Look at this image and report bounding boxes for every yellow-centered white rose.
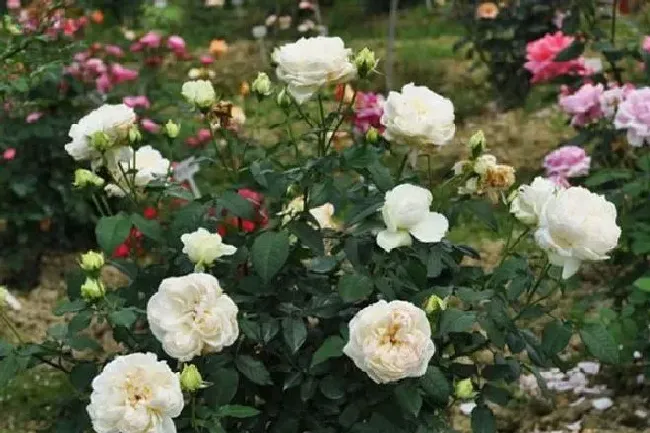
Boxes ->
[147,273,239,361]
[180,227,237,270]
[376,184,449,253]
[534,186,621,279]
[86,352,183,433]
[343,300,435,384]
[510,177,559,226]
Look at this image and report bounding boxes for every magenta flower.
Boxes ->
[353,91,385,134]
[95,73,112,93]
[559,83,603,127]
[111,64,139,83]
[167,35,186,53]
[84,58,107,75]
[140,31,162,49]
[614,86,650,147]
[543,146,591,185]
[3,148,16,161]
[123,95,151,109]
[105,44,125,58]
[197,128,212,143]
[524,32,587,83]
[200,55,215,65]
[25,111,43,123]
[140,118,161,134]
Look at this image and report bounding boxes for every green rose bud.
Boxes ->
[454,378,475,399]
[251,72,272,98]
[365,127,380,144]
[164,120,181,138]
[80,277,105,301]
[468,130,486,157]
[128,125,142,143]
[79,251,105,274]
[354,47,377,79]
[73,169,105,188]
[182,80,216,109]
[90,131,112,151]
[424,295,448,314]
[180,364,204,392]
[276,88,292,109]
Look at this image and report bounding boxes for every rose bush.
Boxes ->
[0,34,624,433]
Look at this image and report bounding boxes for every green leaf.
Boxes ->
[394,382,422,417]
[338,274,373,303]
[438,309,476,335]
[471,405,496,433]
[96,214,132,254]
[584,169,633,187]
[0,352,27,389]
[216,405,260,418]
[69,363,97,391]
[109,308,138,328]
[288,222,324,255]
[131,213,163,242]
[218,191,256,219]
[282,318,308,354]
[554,40,585,61]
[542,320,572,355]
[464,200,498,231]
[311,335,345,367]
[319,374,346,399]
[367,161,394,191]
[579,323,620,364]
[68,335,101,351]
[209,368,239,405]
[53,299,86,316]
[633,277,650,292]
[236,355,273,385]
[419,366,451,405]
[482,383,510,406]
[251,231,290,282]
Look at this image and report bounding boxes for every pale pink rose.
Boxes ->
[548,174,571,188]
[140,31,162,48]
[543,146,591,179]
[111,63,138,83]
[353,92,385,134]
[3,148,16,161]
[95,73,112,93]
[524,32,587,83]
[200,55,214,65]
[643,36,650,53]
[559,83,603,126]
[140,118,161,133]
[74,51,91,62]
[614,87,650,147]
[197,128,212,143]
[104,44,125,58]
[123,95,151,109]
[600,83,635,118]
[7,0,21,9]
[84,58,107,74]
[25,111,43,123]
[167,35,186,53]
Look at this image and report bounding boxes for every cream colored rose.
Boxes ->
[381,83,455,148]
[147,273,239,361]
[181,228,237,270]
[105,145,170,196]
[376,183,449,253]
[272,36,356,104]
[510,177,559,225]
[535,186,621,279]
[343,300,435,384]
[86,352,183,433]
[309,202,338,230]
[181,80,216,108]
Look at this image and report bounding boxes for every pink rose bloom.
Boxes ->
[7,0,21,9]
[548,174,571,188]
[200,55,214,65]
[130,41,144,52]
[559,83,603,127]
[643,36,650,53]
[140,118,161,133]
[139,31,162,49]
[74,51,91,62]
[105,44,125,58]
[197,128,212,143]
[3,148,16,161]
[84,58,107,74]
[614,86,650,147]
[95,73,112,93]
[25,111,43,123]
[524,32,586,83]
[353,92,385,133]
[123,95,151,109]
[600,83,635,118]
[167,35,186,53]
[111,63,138,83]
[543,146,591,179]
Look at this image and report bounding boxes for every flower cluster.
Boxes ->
[66,45,138,94]
[455,152,516,202]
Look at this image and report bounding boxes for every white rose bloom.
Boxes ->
[65,104,136,163]
[534,186,621,279]
[86,352,183,433]
[473,154,497,175]
[376,184,449,253]
[0,286,21,311]
[272,36,356,104]
[181,80,216,108]
[181,228,237,269]
[147,273,239,361]
[381,83,455,147]
[510,177,559,225]
[309,202,338,229]
[343,300,435,384]
[106,145,170,193]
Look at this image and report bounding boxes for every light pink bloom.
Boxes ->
[600,83,635,118]
[614,86,650,147]
[524,32,587,83]
[111,63,138,83]
[200,55,214,65]
[548,174,571,188]
[559,83,603,126]
[105,44,125,58]
[130,41,144,52]
[543,146,591,179]
[95,73,112,93]
[74,51,91,62]
[140,118,161,133]
[123,95,151,109]
[197,128,212,143]
[25,111,43,123]
[3,148,16,161]
[353,92,385,134]
[84,58,107,74]
[7,0,21,9]
[140,31,162,48]
[299,1,314,9]
[167,35,186,53]
[643,36,650,53]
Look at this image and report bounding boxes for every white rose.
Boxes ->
[473,154,497,175]
[181,227,237,270]
[376,183,449,253]
[510,177,559,225]
[272,36,356,104]
[534,186,621,279]
[65,104,136,164]
[343,300,435,384]
[147,273,239,361]
[309,202,338,230]
[86,352,183,433]
[106,145,170,194]
[381,83,455,147]
[181,80,216,108]
[0,286,21,311]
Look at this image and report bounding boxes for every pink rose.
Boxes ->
[543,145,591,179]
[524,32,587,83]
[140,118,161,133]
[614,86,650,147]
[123,95,151,109]
[548,174,571,188]
[104,44,125,58]
[130,41,144,52]
[600,83,635,118]
[139,31,162,49]
[200,55,215,65]
[95,73,112,93]
[25,111,43,123]
[84,58,107,74]
[559,83,603,127]
[167,35,186,53]
[111,63,139,83]
[3,148,16,161]
[197,128,212,143]
[353,91,385,134]
[74,51,91,62]
[7,0,21,9]
[643,36,650,53]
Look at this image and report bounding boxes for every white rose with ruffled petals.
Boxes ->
[273,36,356,104]
[147,273,239,361]
[181,228,237,270]
[376,184,449,253]
[534,186,620,279]
[105,145,170,196]
[181,80,216,108]
[86,352,183,433]
[510,177,559,225]
[381,83,455,148]
[343,300,435,384]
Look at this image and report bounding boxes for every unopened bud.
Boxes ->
[365,127,379,144]
[276,88,292,109]
[354,47,377,79]
[90,131,111,151]
[251,72,272,98]
[79,251,105,274]
[454,378,475,399]
[73,169,105,188]
[468,130,486,157]
[81,277,105,301]
[180,364,203,392]
[424,295,448,314]
[165,120,181,138]
[128,125,142,143]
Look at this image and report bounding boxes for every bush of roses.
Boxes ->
[0,34,623,433]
